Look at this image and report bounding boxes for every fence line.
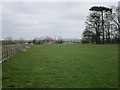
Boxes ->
[1,43,32,63]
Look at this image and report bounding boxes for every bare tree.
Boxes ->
[5,36,13,41]
[89,6,112,44]
[84,12,101,44]
[111,4,120,43]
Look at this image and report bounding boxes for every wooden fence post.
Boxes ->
[2,43,32,62]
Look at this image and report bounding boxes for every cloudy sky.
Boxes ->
[1,1,118,40]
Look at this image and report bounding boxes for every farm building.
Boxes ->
[0,40,9,44]
[42,39,56,44]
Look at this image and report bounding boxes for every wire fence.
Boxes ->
[1,43,32,63]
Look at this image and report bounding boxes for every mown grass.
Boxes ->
[2,44,118,88]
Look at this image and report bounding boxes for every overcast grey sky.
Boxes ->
[1,2,118,40]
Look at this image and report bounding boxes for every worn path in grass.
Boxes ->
[2,44,118,88]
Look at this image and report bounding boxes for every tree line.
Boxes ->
[82,4,120,44]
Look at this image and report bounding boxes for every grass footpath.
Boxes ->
[2,44,118,88]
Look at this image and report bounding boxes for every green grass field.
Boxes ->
[2,44,118,88]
